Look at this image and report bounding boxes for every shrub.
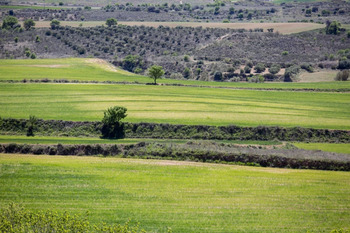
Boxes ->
[1,16,18,29]
[14,37,18,43]
[24,19,35,30]
[26,115,38,136]
[326,21,341,35]
[50,19,60,30]
[30,53,36,59]
[268,64,281,74]
[335,70,349,81]
[301,63,314,72]
[244,66,251,73]
[106,18,118,27]
[254,63,265,73]
[214,71,222,81]
[282,51,289,56]
[338,59,350,69]
[101,106,127,139]
[284,65,300,82]
[184,55,190,62]
[35,35,40,43]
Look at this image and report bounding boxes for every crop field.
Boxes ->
[1,58,350,90]
[30,21,325,35]
[1,82,350,129]
[0,154,349,232]
[295,143,350,154]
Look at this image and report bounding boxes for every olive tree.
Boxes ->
[106,18,117,27]
[24,19,35,30]
[101,106,127,139]
[147,65,164,84]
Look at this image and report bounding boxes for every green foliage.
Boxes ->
[183,67,190,79]
[101,106,127,139]
[106,18,118,27]
[30,53,36,59]
[268,64,281,74]
[122,55,143,72]
[254,63,265,73]
[23,19,35,30]
[338,60,350,69]
[284,65,300,81]
[0,203,145,233]
[326,21,341,35]
[301,63,314,72]
[183,55,189,62]
[147,65,164,84]
[282,51,289,56]
[14,37,18,43]
[50,19,60,29]
[335,70,349,81]
[35,35,40,43]
[26,115,37,137]
[1,16,18,29]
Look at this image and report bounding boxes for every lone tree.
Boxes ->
[148,65,164,84]
[326,21,341,35]
[50,19,60,29]
[101,106,127,139]
[24,19,35,30]
[1,16,18,29]
[106,18,117,27]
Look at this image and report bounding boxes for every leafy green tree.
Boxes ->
[106,18,117,27]
[26,115,38,136]
[147,65,164,84]
[254,63,265,73]
[326,21,341,35]
[101,106,127,139]
[122,55,143,72]
[50,19,60,29]
[268,64,281,74]
[24,19,35,30]
[1,16,18,29]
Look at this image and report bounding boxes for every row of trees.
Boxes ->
[1,16,35,30]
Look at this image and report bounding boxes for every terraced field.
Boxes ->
[1,82,349,129]
[1,58,349,90]
[0,154,349,232]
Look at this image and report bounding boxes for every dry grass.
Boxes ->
[297,70,338,82]
[30,21,325,34]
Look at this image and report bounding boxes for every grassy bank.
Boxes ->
[0,154,349,232]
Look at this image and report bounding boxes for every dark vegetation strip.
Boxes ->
[1,79,349,92]
[1,142,349,171]
[1,118,350,143]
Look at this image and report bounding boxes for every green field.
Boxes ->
[0,135,280,146]
[1,82,349,129]
[1,58,350,90]
[0,154,349,232]
[295,143,350,154]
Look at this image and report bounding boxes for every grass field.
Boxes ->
[1,58,350,90]
[30,21,325,34]
[0,135,281,146]
[0,154,349,232]
[1,82,350,129]
[295,143,350,154]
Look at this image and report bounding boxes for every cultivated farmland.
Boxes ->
[0,154,349,232]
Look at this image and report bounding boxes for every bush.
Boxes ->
[268,64,281,74]
[326,21,341,35]
[30,53,36,59]
[254,63,265,73]
[50,19,60,30]
[338,59,350,69]
[1,16,18,29]
[101,106,127,139]
[106,18,118,27]
[282,51,289,56]
[301,63,314,72]
[26,115,38,136]
[335,70,349,81]
[23,19,35,30]
[284,65,300,82]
